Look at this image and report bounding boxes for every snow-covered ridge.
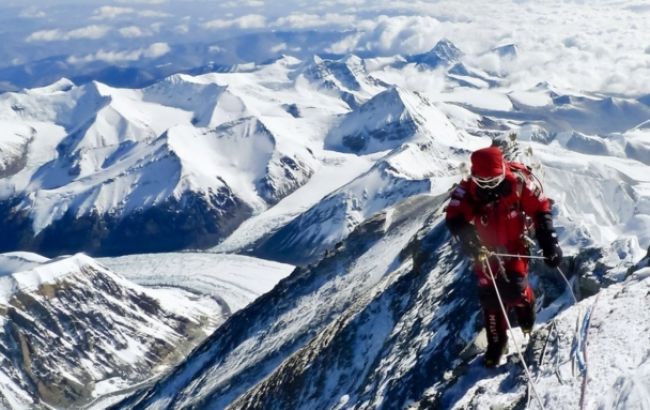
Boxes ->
[439,266,650,409]
[0,253,98,303]
[119,193,650,410]
[0,57,344,254]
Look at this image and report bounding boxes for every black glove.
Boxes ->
[542,242,563,268]
[447,216,481,259]
[535,212,563,268]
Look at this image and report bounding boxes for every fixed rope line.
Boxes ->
[490,252,547,260]
[483,258,547,410]
[489,252,579,305]
[490,251,590,408]
[579,294,599,410]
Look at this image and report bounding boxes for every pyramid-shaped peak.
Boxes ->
[325,87,430,154]
[363,86,416,108]
[275,54,302,66]
[430,39,463,60]
[342,54,363,65]
[408,39,462,68]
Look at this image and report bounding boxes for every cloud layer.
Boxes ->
[26,25,111,42]
[66,42,171,64]
[6,0,650,96]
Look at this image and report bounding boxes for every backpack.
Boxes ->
[508,162,544,201]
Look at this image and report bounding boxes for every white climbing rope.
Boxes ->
[579,293,599,410]
[490,253,583,372]
[488,251,592,410]
[483,258,547,410]
[488,253,578,304]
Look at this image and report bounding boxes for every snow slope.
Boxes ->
[213,150,378,254]
[438,266,650,410]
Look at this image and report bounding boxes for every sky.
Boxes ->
[1,0,650,96]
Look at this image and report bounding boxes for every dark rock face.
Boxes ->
[0,131,33,179]
[0,263,212,409]
[0,188,252,257]
[304,59,362,92]
[342,119,418,153]
[257,155,314,206]
[232,220,479,410]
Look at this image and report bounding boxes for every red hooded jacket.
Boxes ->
[446,163,552,286]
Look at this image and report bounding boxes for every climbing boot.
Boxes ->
[517,306,535,335]
[483,342,508,368]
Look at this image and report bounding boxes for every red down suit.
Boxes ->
[445,158,560,359]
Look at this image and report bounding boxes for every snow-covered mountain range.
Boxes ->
[1,37,649,409]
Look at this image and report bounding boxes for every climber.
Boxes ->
[445,145,562,367]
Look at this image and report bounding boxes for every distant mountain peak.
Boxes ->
[492,43,518,57]
[407,38,463,68]
[25,77,75,95]
[325,86,460,154]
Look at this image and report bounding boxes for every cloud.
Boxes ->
[219,2,239,8]
[138,10,172,18]
[144,42,171,58]
[202,14,267,30]
[625,3,650,12]
[66,25,112,40]
[174,24,190,34]
[26,25,111,42]
[149,22,164,32]
[271,13,356,29]
[12,0,650,97]
[114,0,167,4]
[19,7,46,18]
[339,15,444,55]
[92,6,134,19]
[66,42,171,64]
[118,26,151,38]
[26,30,62,42]
[325,32,364,54]
[91,6,171,20]
[271,43,287,53]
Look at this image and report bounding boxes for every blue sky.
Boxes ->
[2,1,650,95]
